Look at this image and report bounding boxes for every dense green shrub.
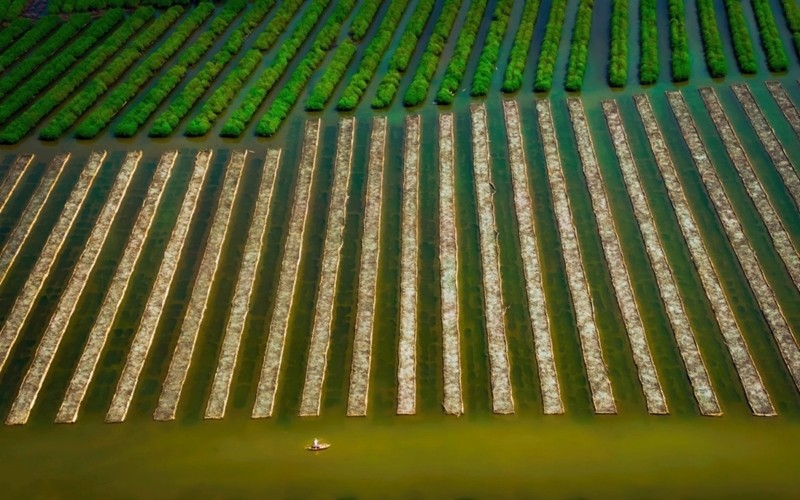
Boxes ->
[402,0,460,107]
[435,0,488,104]
[185,0,328,137]
[696,0,727,78]
[0,0,28,22]
[305,0,396,112]
[564,0,594,91]
[667,0,690,82]
[348,0,383,41]
[49,0,193,13]
[639,0,658,84]
[0,16,60,70]
[722,0,757,73]
[471,0,513,96]
[71,4,211,139]
[149,0,294,138]
[38,5,187,139]
[778,0,800,57]
[255,0,358,137]
[305,41,357,111]
[0,18,33,54]
[501,0,541,93]
[533,0,567,92]
[0,14,94,100]
[114,0,249,137]
[0,8,153,144]
[0,12,119,125]
[608,0,628,87]
[371,0,434,108]
[335,0,410,111]
[752,0,788,71]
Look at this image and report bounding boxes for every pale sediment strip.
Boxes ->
[0,155,68,287]
[56,151,178,424]
[603,100,720,416]
[501,100,562,415]
[731,84,800,208]
[439,114,463,415]
[701,88,800,292]
[205,149,281,420]
[637,92,766,416]
[106,150,212,423]
[346,117,386,417]
[0,151,104,376]
[0,154,33,214]
[7,152,141,425]
[567,98,667,415]
[471,103,514,414]
[298,118,354,417]
[536,100,616,414]
[154,151,246,421]
[252,120,321,419]
[669,90,797,406]
[397,115,420,416]
[765,81,800,137]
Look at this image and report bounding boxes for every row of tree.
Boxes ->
[0,19,32,54]
[723,0,758,74]
[667,0,690,82]
[0,14,92,99]
[0,9,153,144]
[0,9,114,123]
[370,0,434,109]
[639,0,658,84]
[40,7,182,139]
[304,0,393,112]
[564,0,594,91]
[402,0,460,107]
[435,0,488,104]
[779,0,800,57]
[149,0,287,137]
[255,0,358,136]
[501,0,541,93]
[0,16,59,70]
[533,0,567,92]
[48,0,193,14]
[752,0,789,71]
[306,42,357,112]
[114,0,248,137]
[335,0,411,111]
[0,1,28,22]
[85,6,207,139]
[471,0,513,96]
[696,0,727,78]
[348,0,382,42]
[608,0,627,87]
[185,0,324,137]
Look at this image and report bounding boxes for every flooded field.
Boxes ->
[1,0,800,497]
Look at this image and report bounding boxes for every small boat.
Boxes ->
[307,438,330,451]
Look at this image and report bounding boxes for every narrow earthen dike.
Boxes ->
[299,117,354,417]
[471,103,514,414]
[107,150,212,423]
[205,149,281,420]
[253,121,320,419]
[537,100,616,414]
[603,100,719,416]
[57,151,177,424]
[567,98,667,415]
[347,117,386,417]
